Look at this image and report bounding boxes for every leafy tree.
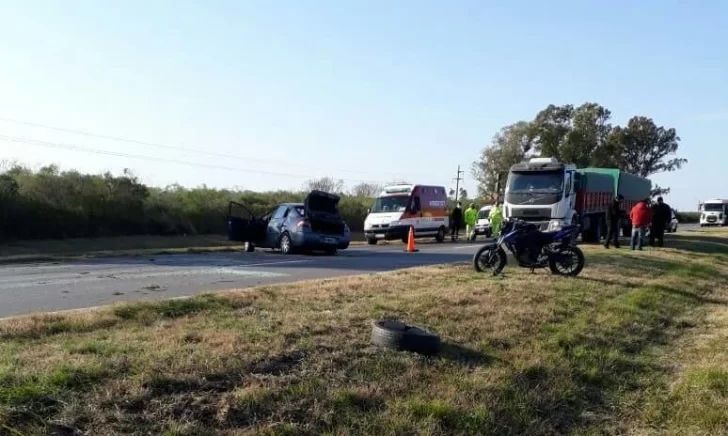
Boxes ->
[0,175,18,200]
[472,121,534,197]
[607,116,685,196]
[448,187,468,202]
[474,103,685,197]
[532,103,614,167]
[350,182,382,198]
[303,177,345,193]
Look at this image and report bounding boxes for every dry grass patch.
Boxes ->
[1,231,728,435]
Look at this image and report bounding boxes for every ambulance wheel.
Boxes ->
[435,227,446,243]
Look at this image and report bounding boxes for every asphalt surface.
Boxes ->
[0,241,485,318]
[0,223,702,318]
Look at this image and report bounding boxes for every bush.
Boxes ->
[675,211,699,224]
[0,165,373,242]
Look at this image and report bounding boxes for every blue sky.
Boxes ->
[0,0,725,210]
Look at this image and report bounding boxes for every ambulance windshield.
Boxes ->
[370,195,409,213]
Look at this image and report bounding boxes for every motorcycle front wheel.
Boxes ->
[548,245,585,277]
[473,245,507,275]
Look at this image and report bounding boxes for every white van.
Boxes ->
[472,205,493,240]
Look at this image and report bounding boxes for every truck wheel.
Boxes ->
[367,238,378,245]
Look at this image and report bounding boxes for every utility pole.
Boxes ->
[453,165,465,203]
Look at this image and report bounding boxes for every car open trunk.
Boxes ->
[304,190,346,235]
[226,201,267,243]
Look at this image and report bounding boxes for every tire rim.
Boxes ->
[281,235,290,253]
[477,250,498,271]
[554,249,579,274]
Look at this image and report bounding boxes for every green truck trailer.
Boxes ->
[575,168,652,241]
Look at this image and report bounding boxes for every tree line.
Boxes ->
[0,165,389,241]
[472,102,686,198]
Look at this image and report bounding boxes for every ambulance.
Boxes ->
[363,184,449,245]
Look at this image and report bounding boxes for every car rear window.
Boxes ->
[308,196,338,214]
[293,206,306,217]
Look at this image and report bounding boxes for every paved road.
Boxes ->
[0,242,485,318]
[0,224,703,318]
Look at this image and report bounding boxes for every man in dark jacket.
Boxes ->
[604,194,624,249]
[450,202,463,241]
[650,197,671,247]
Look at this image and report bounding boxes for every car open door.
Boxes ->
[227,201,266,243]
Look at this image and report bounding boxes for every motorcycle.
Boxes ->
[472,219,585,277]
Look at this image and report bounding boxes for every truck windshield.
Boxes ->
[704,203,725,212]
[508,171,564,193]
[370,195,409,213]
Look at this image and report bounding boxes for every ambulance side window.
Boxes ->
[412,196,421,212]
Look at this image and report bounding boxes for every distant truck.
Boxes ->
[698,199,728,226]
[363,184,449,244]
[503,157,651,242]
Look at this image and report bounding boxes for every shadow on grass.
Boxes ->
[438,342,498,367]
[666,233,728,257]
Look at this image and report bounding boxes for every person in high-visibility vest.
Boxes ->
[464,203,478,241]
[489,202,503,237]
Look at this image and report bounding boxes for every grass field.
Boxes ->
[1,230,727,435]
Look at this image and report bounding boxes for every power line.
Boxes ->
[0,116,432,179]
[0,135,392,185]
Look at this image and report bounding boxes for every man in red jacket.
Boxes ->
[629,198,652,250]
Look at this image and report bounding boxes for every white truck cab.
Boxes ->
[503,157,578,232]
[699,199,728,227]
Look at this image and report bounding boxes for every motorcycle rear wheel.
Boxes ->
[473,245,507,275]
[548,246,585,277]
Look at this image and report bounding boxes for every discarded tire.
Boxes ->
[371,320,441,355]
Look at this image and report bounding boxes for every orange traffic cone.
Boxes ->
[405,226,418,253]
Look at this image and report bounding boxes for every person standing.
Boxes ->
[464,203,478,241]
[604,194,624,249]
[629,198,652,251]
[649,197,671,247]
[450,202,463,241]
[489,202,503,238]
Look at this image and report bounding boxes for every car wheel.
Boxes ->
[325,248,337,256]
[244,242,255,253]
[371,320,441,355]
[367,238,378,245]
[279,233,294,255]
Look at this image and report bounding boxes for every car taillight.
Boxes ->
[296,219,312,231]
